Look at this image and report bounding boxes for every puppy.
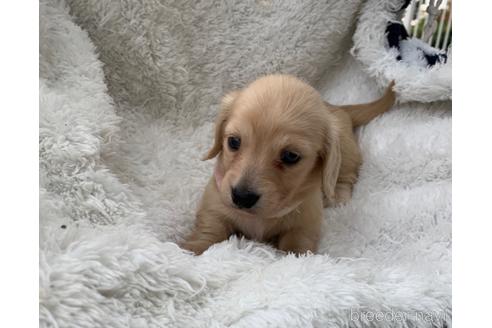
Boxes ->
[182,75,395,255]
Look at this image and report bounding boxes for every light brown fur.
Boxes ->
[181,75,395,255]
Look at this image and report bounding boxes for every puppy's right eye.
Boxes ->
[227,136,241,151]
[280,150,301,165]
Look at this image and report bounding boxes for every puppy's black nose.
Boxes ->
[231,187,261,209]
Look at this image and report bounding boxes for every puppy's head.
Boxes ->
[204,75,341,218]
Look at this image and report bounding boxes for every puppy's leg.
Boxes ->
[279,192,323,254]
[181,212,232,255]
[278,229,319,255]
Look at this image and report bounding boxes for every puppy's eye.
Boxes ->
[227,136,241,151]
[280,150,301,165]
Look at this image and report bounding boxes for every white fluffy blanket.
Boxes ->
[39,0,451,327]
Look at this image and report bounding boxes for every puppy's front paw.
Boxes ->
[180,239,212,255]
[279,246,313,257]
[278,231,318,256]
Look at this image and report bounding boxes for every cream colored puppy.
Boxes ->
[182,75,395,255]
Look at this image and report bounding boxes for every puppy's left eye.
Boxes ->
[227,136,241,151]
[280,150,301,165]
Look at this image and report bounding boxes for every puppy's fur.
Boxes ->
[182,75,395,255]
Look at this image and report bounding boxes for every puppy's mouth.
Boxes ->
[228,200,295,219]
[229,203,258,216]
[237,199,301,219]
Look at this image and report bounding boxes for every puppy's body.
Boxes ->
[182,75,395,255]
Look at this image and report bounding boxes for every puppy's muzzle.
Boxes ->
[231,186,261,209]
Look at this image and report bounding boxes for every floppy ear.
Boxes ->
[202,91,240,160]
[321,118,342,204]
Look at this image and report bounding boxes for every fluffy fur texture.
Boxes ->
[40,0,451,327]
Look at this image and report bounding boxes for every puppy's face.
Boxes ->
[205,75,341,218]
